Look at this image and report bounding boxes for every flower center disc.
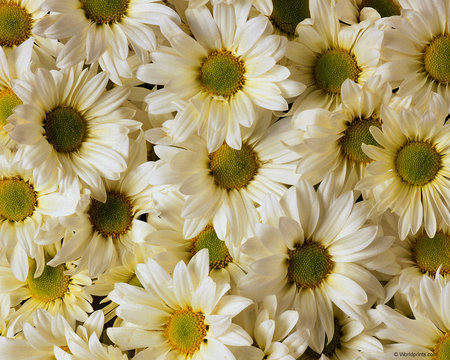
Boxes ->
[44,106,87,153]
[412,231,450,275]
[0,177,37,222]
[80,0,130,24]
[0,2,33,47]
[287,241,334,289]
[424,35,450,84]
[304,318,342,358]
[165,308,207,355]
[191,225,232,270]
[314,49,360,95]
[360,0,400,17]
[339,116,381,164]
[269,0,310,39]
[434,332,450,360]
[27,262,70,302]
[209,143,258,190]
[0,87,22,129]
[88,191,133,238]
[395,141,441,186]
[200,50,245,98]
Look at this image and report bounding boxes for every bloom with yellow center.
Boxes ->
[107,250,252,359]
[286,0,382,114]
[239,176,395,353]
[356,93,450,240]
[138,3,304,151]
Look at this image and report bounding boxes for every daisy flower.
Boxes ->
[239,176,395,353]
[48,135,158,277]
[0,246,93,333]
[5,63,141,201]
[335,0,401,24]
[293,76,410,187]
[148,112,301,244]
[356,92,450,240]
[107,249,253,359]
[0,148,77,282]
[373,275,450,360]
[377,0,450,107]
[36,0,179,84]
[137,3,304,151]
[286,0,383,114]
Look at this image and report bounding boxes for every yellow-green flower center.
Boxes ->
[339,116,381,164]
[424,35,450,85]
[27,262,70,302]
[360,0,400,17]
[44,106,87,153]
[434,332,450,360]
[80,0,129,24]
[0,177,37,222]
[0,87,22,129]
[191,225,232,270]
[303,318,342,359]
[412,231,450,275]
[209,143,259,190]
[287,241,334,289]
[269,0,310,39]
[88,191,133,239]
[165,308,207,356]
[0,2,33,47]
[314,49,361,95]
[199,49,245,98]
[395,141,441,186]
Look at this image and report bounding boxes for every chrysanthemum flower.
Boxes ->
[138,3,304,151]
[239,176,395,353]
[5,63,141,201]
[335,0,401,24]
[286,0,383,114]
[107,250,253,359]
[356,93,450,240]
[36,0,179,84]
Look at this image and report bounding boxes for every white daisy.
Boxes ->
[286,0,383,114]
[239,175,395,353]
[335,0,401,25]
[35,0,179,84]
[356,92,450,240]
[107,250,253,359]
[5,63,141,201]
[0,148,77,282]
[377,0,450,108]
[148,112,301,244]
[48,135,158,277]
[137,3,304,151]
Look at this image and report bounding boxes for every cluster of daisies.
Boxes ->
[0,0,448,359]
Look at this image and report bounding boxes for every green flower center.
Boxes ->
[80,0,129,24]
[314,49,361,95]
[395,141,441,186]
[339,116,381,164]
[199,49,245,98]
[0,2,33,47]
[209,143,259,190]
[412,231,450,275]
[0,177,37,222]
[424,35,450,84]
[303,318,342,359]
[27,262,70,302]
[269,0,310,39]
[88,191,133,239]
[44,106,87,153]
[359,0,400,18]
[434,332,450,360]
[127,274,143,287]
[287,241,334,289]
[0,87,22,129]
[191,225,232,270]
[165,308,207,356]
